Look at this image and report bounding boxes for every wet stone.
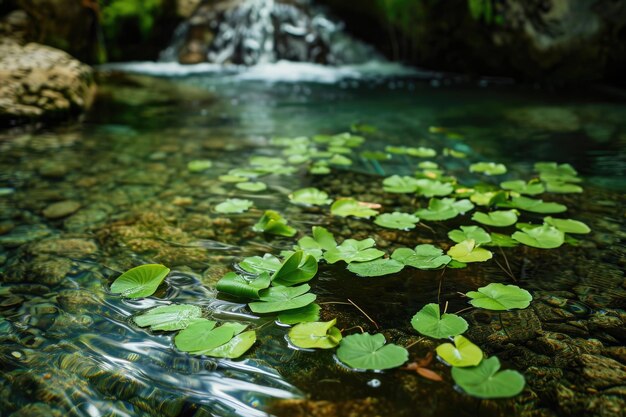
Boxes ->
[28,238,98,258]
[0,224,51,247]
[42,200,81,219]
[579,354,626,388]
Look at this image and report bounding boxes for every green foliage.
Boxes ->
[374,212,420,230]
[436,335,483,367]
[216,272,271,299]
[102,0,162,39]
[253,210,297,237]
[331,199,379,218]
[391,244,451,269]
[239,254,282,275]
[499,196,567,214]
[289,187,332,206]
[466,283,532,310]
[500,180,545,196]
[337,333,408,370]
[324,238,384,264]
[236,182,267,192]
[215,198,253,214]
[512,224,565,249]
[278,303,321,325]
[448,225,491,245]
[472,210,518,227]
[452,357,526,398]
[271,251,318,286]
[187,160,213,172]
[248,285,316,314]
[110,264,170,298]
[469,162,507,175]
[347,258,405,277]
[133,304,202,331]
[383,175,420,193]
[174,320,255,358]
[544,217,590,234]
[411,303,468,339]
[288,319,342,349]
[447,240,493,263]
[415,198,474,221]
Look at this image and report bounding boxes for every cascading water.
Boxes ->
[159,0,381,66]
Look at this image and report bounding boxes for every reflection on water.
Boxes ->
[0,67,625,417]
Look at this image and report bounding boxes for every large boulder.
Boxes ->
[0,39,95,125]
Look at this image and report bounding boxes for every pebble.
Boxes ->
[42,200,81,219]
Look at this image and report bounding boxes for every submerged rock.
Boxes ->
[42,201,82,219]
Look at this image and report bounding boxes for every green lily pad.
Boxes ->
[452,356,525,399]
[415,198,475,221]
[253,210,297,237]
[236,182,267,192]
[249,156,286,168]
[288,318,342,349]
[133,304,202,331]
[535,162,580,183]
[310,163,331,175]
[248,284,316,314]
[218,174,248,183]
[278,303,321,325]
[447,240,493,263]
[174,320,235,353]
[499,180,545,196]
[512,224,565,249]
[448,225,492,245]
[391,244,451,269]
[289,187,332,206]
[483,233,519,247]
[411,303,468,339]
[324,238,384,264]
[382,175,420,193]
[215,198,253,214]
[110,264,170,298]
[271,251,318,286]
[360,151,391,161]
[337,333,409,370]
[436,335,483,367]
[331,199,379,218]
[374,212,420,230]
[544,217,590,234]
[418,161,439,169]
[347,258,405,277]
[406,146,437,158]
[200,330,256,358]
[239,254,282,275]
[544,181,583,193]
[216,272,271,299]
[415,179,454,197]
[499,196,567,214]
[329,154,352,166]
[472,210,518,227]
[466,283,532,310]
[470,162,507,176]
[294,226,337,260]
[187,160,213,172]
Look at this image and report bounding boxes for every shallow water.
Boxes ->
[0,63,625,417]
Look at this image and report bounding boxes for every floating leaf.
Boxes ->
[448,226,491,245]
[294,226,337,260]
[310,163,331,175]
[215,198,253,214]
[512,224,564,249]
[216,272,271,299]
[447,240,492,263]
[415,198,474,221]
[329,154,352,166]
[187,160,213,172]
[288,319,342,349]
[466,283,532,310]
[337,333,409,370]
[436,335,483,367]
[360,151,391,161]
[253,210,297,237]
[415,179,454,197]
[278,303,321,325]
[472,210,518,227]
[470,162,507,175]
[483,233,519,247]
[249,156,286,168]
[289,187,332,206]
[218,174,247,183]
[324,238,384,264]
[236,182,267,192]
[347,258,404,277]
[499,196,567,214]
[239,254,282,275]
[271,251,318,286]
[535,162,580,183]
[418,161,439,169]
[499,180,545,196]
[406,147,437,158]
[174,320,234,353]
[133,304,202,331]
[374,212,420,230]
[544,181,583,193]
[452,356,525,399]
[331,198,379,218]
[248,285,316,314]
[382,175,420,193]
[391,244,451,269]
[411,303,468,339]
[200,330,256,358]
[544,217,590,234]
[110,264,170,298]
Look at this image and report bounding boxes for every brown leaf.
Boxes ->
[416,367,443,382]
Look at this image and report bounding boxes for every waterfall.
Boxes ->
[159,0,381,66]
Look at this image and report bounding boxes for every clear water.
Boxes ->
[0,64,624,417]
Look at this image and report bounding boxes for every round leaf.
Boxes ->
[200,330,256,358]
[470,162,507,175]
[374,212,420,230]
[512,224,564,249]
[215,198,253,214]
[248,285,316,314]
[447,240,492,263]
[289,187,332,206]
[288,319,342,349]
[271,251,318,286]
[236,181,267,192]
[391,244,451,269]
[133,304,202,331]
[174,320,234,353]
[347,258,404,277]
[452,356,525,399]
[331,199,379,218]
[436,335,483,367]
[472,210,518,227]
[544,217,590,234]
[324,238,384,264]
[466,283,532,310]
[448,226,491,245]
[411,303,468,339]
[110,264,170,298]
[278,303,321,325]
[337,333,408,370]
